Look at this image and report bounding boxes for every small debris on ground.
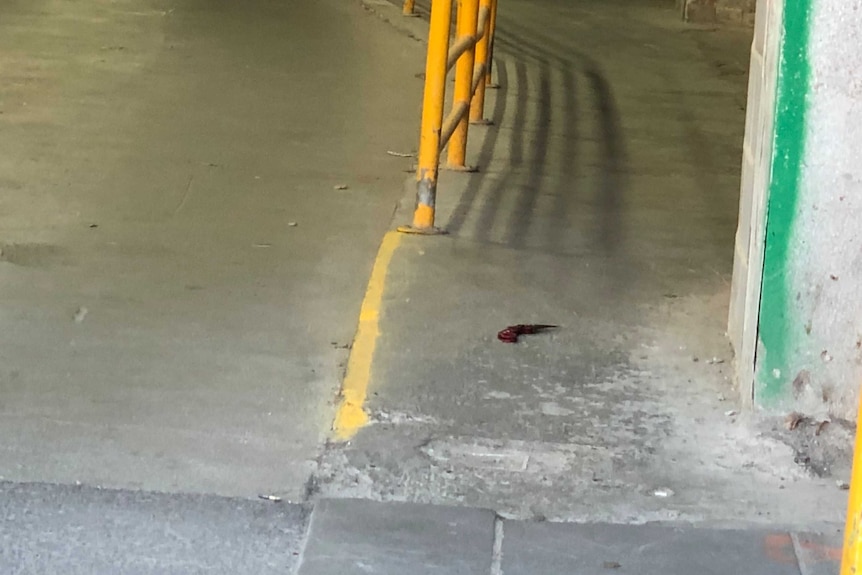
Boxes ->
[837,480,850,490]
[497,324,557,343]
[707,357,725,365]
[371,410,434,425]
[816,419,830,436]
[258,494,282,502]
[652,487,674,498]
[821,350,833,362]
[287,221,298,227]
[252,243,272,248]
[792,370,812,397]
[602,561,622,569]
[73,307,88,323]
[334,184,349,190]
[386,150,415,158]
[89,223,98,229]
[785,411,805,431]
[724,409,737,417]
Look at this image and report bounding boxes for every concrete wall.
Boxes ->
[749,0,862,420]
[777,0,862,420]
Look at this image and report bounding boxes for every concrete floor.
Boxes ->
[0,0,850,554]
[314,0,850,527]
[0,0,422,499]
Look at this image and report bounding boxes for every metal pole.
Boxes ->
[842,390,862,574]
[399,0,453,234]
[469,0,493,124]
[485,0,499,88]
[446,0,481,170]
[402,0,416,16]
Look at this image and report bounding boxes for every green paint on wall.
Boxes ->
[757,0,811,401]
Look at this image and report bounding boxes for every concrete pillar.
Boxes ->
[731,0,862,419]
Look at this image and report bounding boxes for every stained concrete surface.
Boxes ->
[314,0,851,527]
[0,0,422,498]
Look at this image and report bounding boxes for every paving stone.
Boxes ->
[793,530,844,575]
[501,521,803,575]
[296,499,495,575]
[0,482,307,575]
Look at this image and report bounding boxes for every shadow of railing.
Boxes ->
[443,19,628,258]
[392,0,654,410]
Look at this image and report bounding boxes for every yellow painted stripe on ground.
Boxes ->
[332,231,402,440]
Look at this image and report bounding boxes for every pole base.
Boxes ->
[402,12,421,17]
[444,164,479,173]
[397,225,448,235]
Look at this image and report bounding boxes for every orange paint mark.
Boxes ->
[763,533,797,564]
[799,539,843,563]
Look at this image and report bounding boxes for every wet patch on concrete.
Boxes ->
[0,242,66,267]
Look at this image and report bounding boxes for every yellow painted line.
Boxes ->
[332,231,402,440]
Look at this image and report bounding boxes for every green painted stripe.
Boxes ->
[757,0,812,401]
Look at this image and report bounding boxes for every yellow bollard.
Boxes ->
[485,0,499,88]
[469,0,493,124]
[398,0,453,233]
[842,390,862,574]
[402,0,416,16]
[446,0,481,170]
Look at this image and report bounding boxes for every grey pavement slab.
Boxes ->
[0,481,308,574]
[793,531,844,575]
[296,498,496,575]
[501,521,806,575]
